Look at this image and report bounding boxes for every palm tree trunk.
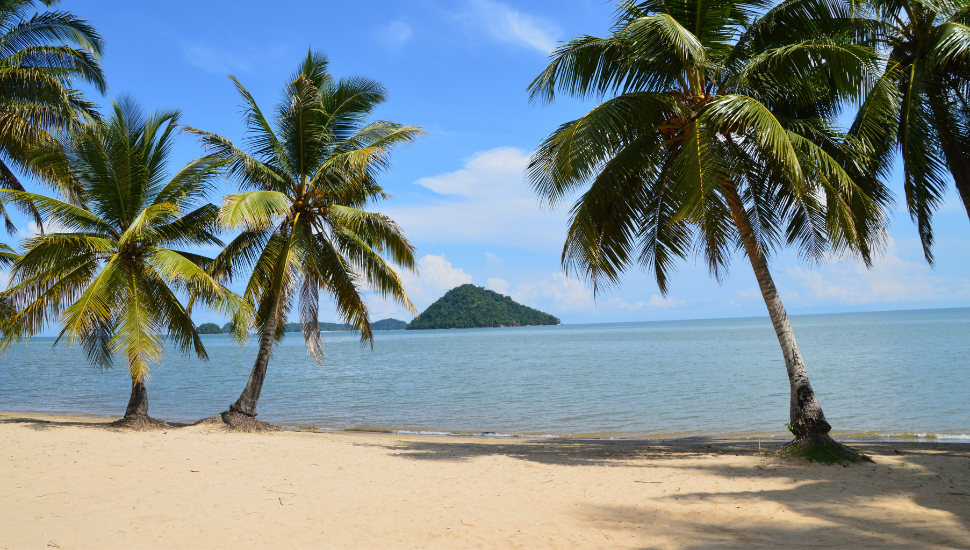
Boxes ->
[723,185,832,438]
[228,307,280,417]
[124,376,149,418]
[113,375,165,429]
[929,92,970,223]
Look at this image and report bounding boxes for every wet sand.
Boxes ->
[2,412,968,549]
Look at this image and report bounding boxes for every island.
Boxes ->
[407,284,560,330]
[197,322,224,334]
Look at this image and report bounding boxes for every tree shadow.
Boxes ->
[375,437,970,548]
[0,415,190,430]
[581,443,970,549]
[367,437,772,467]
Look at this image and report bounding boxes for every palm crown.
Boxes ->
[0,99,248,409]
[190,52,422,420]
[529,0,888,293]
[851,0,970,262]
[0,0,105,232]
[528,0,890,457]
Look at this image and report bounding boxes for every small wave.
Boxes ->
[394,430,458,437]
[280,422,970,443]
[836,431,970,442]
[391,429,565,439]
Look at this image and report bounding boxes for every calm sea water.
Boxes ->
[1,308,967,440]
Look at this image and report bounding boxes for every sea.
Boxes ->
[1,308,967,441]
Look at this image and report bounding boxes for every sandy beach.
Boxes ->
[1,413,968,549]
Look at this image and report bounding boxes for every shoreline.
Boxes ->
[2,411,969,549]
[2,410,969,444]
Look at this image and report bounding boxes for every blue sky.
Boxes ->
[2,0,969,326]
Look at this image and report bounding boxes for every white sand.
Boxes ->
[1,412,968,549]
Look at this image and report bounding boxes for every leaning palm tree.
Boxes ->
[0,98,249,428]
[189,51,421,429]
[0,0,106,232]
[528,0,888,460]
[851,0,970,262]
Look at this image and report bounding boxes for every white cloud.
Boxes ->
[460,0,559,53]
[180,41,256,75]
[382,254,473,316]
[410,254,473,294]
[648,294,683,309]
[354,254,473,321]
[484,252,504,267]
[487,277,509,294]
[510,272,683,314]
[374,20,413,49]
[736,287,761,300]
[513,273,594,310]
[179,40,290,76]
[24,220,74,236]
[385,147,569,251]
[785,239,970,305]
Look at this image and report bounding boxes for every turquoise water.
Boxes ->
[1,308,967,440]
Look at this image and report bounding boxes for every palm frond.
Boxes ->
[218,190,291,231]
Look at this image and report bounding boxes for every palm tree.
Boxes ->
[189,51,422,429]
[0,98,249,428]
[0,0,105,232]
[528,0,888,460]
[851,0,970,262]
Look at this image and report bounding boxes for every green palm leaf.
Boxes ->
[0,0,104,233]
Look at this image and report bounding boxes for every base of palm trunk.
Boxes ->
[774,433,872,464]
[108,414,168,430]
[192,411,276,432]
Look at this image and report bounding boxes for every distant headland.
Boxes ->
[406,284,560,330]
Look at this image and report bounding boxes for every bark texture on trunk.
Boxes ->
[724,185,831,437]
[124,378,149,418]
[725,185,870,462]
[228,306,281,417]
[929,93,970,224]
[110,377,167,430]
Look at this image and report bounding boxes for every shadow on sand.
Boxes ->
[0,415,191,430]
[375,437,970,549]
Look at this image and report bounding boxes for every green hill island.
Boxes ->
[406,284,560,330]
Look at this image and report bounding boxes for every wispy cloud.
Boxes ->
[511,273,684,314]
[374,20,414,50]
[484,252,504,267]
[785,238,970,305]
[25,220,73,236]
[459,0,559,54]
[180,41,256,75]
[180,40,291,76]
